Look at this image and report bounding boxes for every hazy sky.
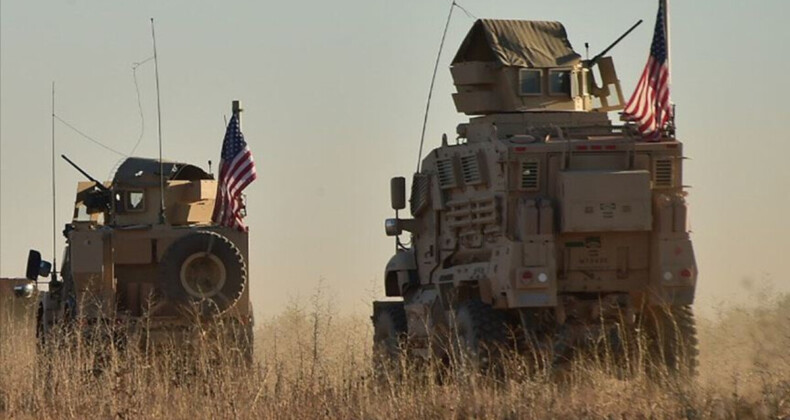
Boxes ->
[1,1,788,317]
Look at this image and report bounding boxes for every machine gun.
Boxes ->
[575,19,643,112]
[587,19,643,68]
[61,154,112,212]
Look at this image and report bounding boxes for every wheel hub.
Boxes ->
[179,252,226,298]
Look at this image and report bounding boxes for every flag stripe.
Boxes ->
[623,1,671,141]
[212,114,257,231]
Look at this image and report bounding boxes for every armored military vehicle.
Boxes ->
[25,105,253,362]
[373,19,697,372]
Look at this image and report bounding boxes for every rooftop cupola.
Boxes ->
[105,157,216,227]
[451,19,625,115]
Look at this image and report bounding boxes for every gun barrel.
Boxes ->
[60,154,110,192]
[591,19,643,65]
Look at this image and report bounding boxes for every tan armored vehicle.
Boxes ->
[25,108,253,361]
[373,19,697,372]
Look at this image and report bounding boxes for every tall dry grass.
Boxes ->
[0,292,788,419]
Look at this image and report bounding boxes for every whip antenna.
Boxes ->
[51,82,58,282]
[416,0,457,173]
[151,18,166,224]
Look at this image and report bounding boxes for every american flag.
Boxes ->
[212,113,257,231]
[623,0,670,140]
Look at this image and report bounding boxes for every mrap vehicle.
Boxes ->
[25,105,253,361]
[373,19,697,371]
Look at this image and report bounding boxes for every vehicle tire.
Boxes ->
[451,299,509,370]
[36,304,46,347]
[372,303,408,370]
[159,231,246,317]
[642,305,699,377]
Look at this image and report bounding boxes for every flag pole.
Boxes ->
[664,0,671,103]
[663,0,675,135]
[232,100,241,127]
[231,100,243,220]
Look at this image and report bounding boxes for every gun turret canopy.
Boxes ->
[113,157,213,188]
[450,19,626,115]
[452,19,580,68]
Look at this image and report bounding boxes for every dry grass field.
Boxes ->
[0,292,788,419]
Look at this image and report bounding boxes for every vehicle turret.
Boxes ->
[110,157,217,226]
[69,156,218,227]
[450,19,625,116]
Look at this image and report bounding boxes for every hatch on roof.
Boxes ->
[452,19,581,68]
[113,157,212,187]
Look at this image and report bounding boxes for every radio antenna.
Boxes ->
[51,82,58,282]
[151,18,166,224]
[416,0,456,173]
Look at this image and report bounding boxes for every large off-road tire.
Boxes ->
[372,303,408,370]
[451,299,509,369]
[643,305,699,377]
[35,304,46,347]
[159,231,246,317]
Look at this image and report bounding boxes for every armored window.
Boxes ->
[549,69,571,96]
[518,69,542,96]
[75,204,90,221]
[126,190,145,212]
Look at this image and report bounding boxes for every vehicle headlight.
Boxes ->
[13,283,35,299]
[384,218,401,236]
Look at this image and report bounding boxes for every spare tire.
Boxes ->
[159,231,246,317]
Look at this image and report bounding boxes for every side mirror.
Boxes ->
[26,250,41,280]
[25,250,52,280]
[390,177,406,211]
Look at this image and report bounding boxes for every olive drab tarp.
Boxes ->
[452,19,581,68]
